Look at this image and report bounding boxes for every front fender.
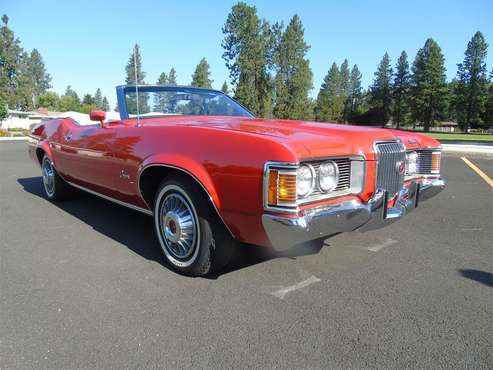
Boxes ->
[35,139,54,164]
[138,153,222,210]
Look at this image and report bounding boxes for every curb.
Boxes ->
[442,144,493,154]
[0,136,29,141]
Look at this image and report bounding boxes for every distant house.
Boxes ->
[439,121,459,132]
[0,109,62,130]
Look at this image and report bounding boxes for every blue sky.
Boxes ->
[4,0,493,108]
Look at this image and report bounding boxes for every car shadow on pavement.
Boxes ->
[17,177,325,278]
[459,269,493,287]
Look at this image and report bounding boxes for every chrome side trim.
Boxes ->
[67,181,153,216]
[137,163,235,238]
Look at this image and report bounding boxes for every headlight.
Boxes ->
[296,164,315,197]
[406,151,418,176]
[318,161,339,192]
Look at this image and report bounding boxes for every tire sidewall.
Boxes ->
[42,155,56,200]
[154,182,205,271]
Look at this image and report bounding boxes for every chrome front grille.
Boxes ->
[375,141,406,197]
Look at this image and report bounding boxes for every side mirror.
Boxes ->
[90,111,106,126]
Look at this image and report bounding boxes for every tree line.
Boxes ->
[2,4,493,132]
[0,15,109,118]
[220,2,492,132]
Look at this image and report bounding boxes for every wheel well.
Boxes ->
[35,148,45,165]
[139,166,234,237]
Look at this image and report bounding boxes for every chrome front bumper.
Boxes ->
[262,178,446,251]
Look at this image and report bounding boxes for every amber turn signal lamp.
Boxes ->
[277,173,297,203]
[431,152,441,174]
[267,170,297,206]
[268,170,278,205]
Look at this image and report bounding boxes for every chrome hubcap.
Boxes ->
[160,193,197,259]
[42,158,55,196]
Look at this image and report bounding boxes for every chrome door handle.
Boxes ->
[64,134,72,141]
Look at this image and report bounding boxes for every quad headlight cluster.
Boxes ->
[405,151,418,177]
[265,160,343,212]
[296,161,339,198]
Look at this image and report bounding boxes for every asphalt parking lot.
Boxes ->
[1,141,492,369]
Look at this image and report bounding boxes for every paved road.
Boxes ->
[1,142,492,369]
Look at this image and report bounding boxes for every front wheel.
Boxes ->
[153,175,235,276]
[41,154,73,201]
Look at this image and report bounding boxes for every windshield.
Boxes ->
[124,87,253,119]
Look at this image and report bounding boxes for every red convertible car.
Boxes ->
[28,85,446,276]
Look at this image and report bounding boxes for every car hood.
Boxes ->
[188,117,400,159]
[139,116,440,160]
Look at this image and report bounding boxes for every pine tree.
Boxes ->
[82,94,94,105]
[26,49,51,108]
[94,88,103,109]
[339,59,350,122]
[392,51,411,128]
[168,68,177,85]
[221,81,229,94]
[222,2,273,117]
[157,72,168,85]
[191,58,213,88]
[125,44,145,84]
[272,14,313,120]
[315,62,343,122]
[15,51,34,110]
[154,72,170,111]
[369,52,393,126]
[102,96,110,111]
[410,39,448,131]
[348,64,362,122]
[124,44,148,114]
[59,86,81,112]
[0,15,23,108]
[454,31,489,131]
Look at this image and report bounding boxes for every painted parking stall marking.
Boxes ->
[461,157,493,188]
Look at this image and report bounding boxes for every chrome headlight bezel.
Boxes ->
[405,151,418,178]
[318,160,339,193]
[263,156,366,213]
[296,164,315,198]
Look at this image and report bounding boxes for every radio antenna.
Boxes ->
[133,47,141,125]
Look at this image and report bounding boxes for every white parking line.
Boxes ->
[271,275,321,299]
[367,238,398,252]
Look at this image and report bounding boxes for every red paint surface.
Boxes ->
[29,116,441,247]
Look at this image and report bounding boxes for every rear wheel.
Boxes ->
[41,154,73,201]
[153,175,235,276]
